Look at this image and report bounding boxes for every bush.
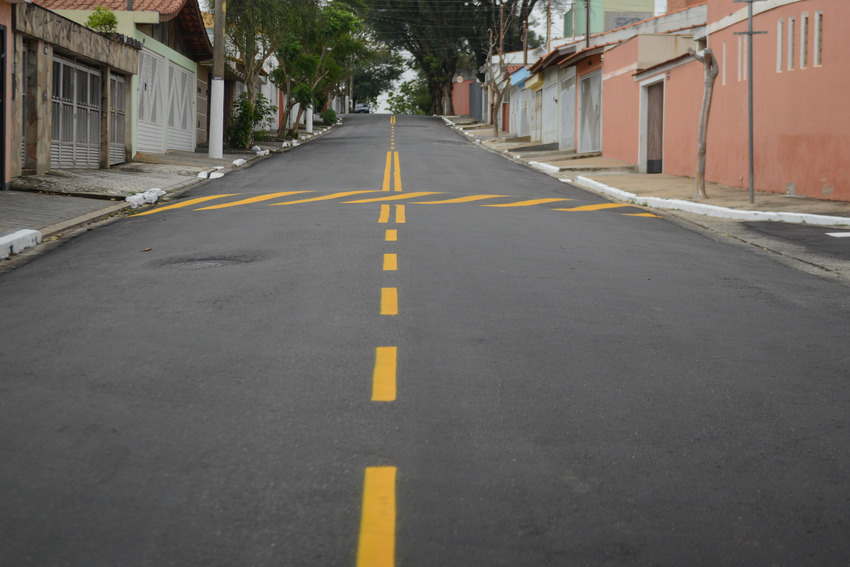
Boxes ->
[87,5,118,34]
[319,109,338,125]
[226,93,278,149]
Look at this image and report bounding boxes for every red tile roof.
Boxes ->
[35,0,188,21]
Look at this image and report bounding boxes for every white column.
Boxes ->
[306,105,314,133]
[209,78,224,158]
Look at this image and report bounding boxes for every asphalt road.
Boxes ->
[2,114,849,566]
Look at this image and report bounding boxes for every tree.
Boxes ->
[386,76,431,115]
[689,47,719,200]
[217,0,290,107]
[351,48,404,107]
[484,1,516,138]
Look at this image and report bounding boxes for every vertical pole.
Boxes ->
[746,1,755,203]
[586,0,591,48]
[547,0,551,52]
[523,20,528,65]
[209,0,225,159]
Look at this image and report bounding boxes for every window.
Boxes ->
[776,19,783,72]
[800,13,809,68]
[814,11,823,66]
[787,17,795,70]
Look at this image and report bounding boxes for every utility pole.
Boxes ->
[733,0,766,203]
[546,0,551,52]
[209,0,225,159]
[585,0,591,48]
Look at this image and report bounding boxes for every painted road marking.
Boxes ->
[381,287,398,315]
[383,253,398,271]
[269,190,377,205]
[372,347,397,402]
[345,192,440,203]
[484,198,572,207]
[357,466,396,567]
[378,204,391,224]
[623,212,661,218]
[382,152,392,191]
[555,203,635,212]
[827,232,850,238]
[413,194,507,204]
[133,194,240,216]
[385,229,398,241]
[395,205,406,224]
[196,191,310,210]
[393,152,402,192]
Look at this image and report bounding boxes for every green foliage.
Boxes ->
[319,109,338,125]
[86,5,118,34]
[386,77,431,115]
[226,93,278,149]
[352,49,404,104]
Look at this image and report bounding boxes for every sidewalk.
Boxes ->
[446,117,850,228]
[0,124,337,261]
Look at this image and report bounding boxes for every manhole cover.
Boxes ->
[165,257,248,269]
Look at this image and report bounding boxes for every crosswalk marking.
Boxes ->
[269,190,377,205]
[132,194,240,216]
[345,192,441,203]
[196,191,310,210]
[413,194,506,204]
[484,198,572,207]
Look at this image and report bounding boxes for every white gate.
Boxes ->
[558,71,576,150]
[167,62,195,151]
[51,57,101,169]
[578,71,602,153]
[542,82,558,144]
[109,75,127,165]
[137,49,165,153]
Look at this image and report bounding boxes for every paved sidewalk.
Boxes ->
[446,117,850,227]
[0,124,338,261]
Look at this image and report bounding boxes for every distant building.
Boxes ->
[564,0,656,37]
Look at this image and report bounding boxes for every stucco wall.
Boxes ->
[601,39,640,163]
[660,59,702,178]
[705,0,849,200]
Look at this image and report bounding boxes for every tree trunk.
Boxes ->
[691,48,719,200]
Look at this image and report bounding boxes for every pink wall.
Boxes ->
[451,80,471,116]
[661,59,702,178]
[602,38,641,164]
[1,2,11,187]
[705,0,850,200]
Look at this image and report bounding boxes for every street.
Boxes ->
[1,114,849,566]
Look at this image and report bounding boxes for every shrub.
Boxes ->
[87,5,118,34]
[319,109,338,125]
[226,93,278,149]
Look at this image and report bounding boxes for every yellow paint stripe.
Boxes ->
[357,466,396,567]
[344,192,440,203]
[382,152,392,191]
[413,194,507,204]
[381,288,398,315]
[393,152,402,192]
[372,347,397,402]
[395,205,405,224]
[196,191,310,210]
[484,198,572,208]
[623,212,661,218]
[385,229,397,241]
[133,194,239,216]
[378,205,390,224]
[555,203,634,212]
[269,190,377,206]
[383,253,397,271]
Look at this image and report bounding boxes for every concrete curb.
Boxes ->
[1,229,42,260]
[573,176,850,228]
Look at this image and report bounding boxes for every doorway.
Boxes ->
[646,81,664,173]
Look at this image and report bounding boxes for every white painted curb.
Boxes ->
[1,229,43,259]
[529,161,561,174]
[572,176,850,227]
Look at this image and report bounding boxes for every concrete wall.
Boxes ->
[601,39,640,164]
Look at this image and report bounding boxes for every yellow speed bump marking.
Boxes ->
[196,191,310,210]
[413,194,507,204]
[372,347,397,402]
[344,192,440,203]
[554,203,634,212]
[623,212,661,218]
[357,466,397,567]
[133,194,240,216]
[484,198,572,207]
[381,288,398,315]
[268,190,377,205]
[383,253,397,271]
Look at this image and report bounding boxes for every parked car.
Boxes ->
[354,103,370,114]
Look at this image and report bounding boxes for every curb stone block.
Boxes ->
[1,229,43,259]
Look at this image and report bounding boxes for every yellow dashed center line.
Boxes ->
[371,347,397,402]
[378,204,391,223]
[132,194,240,216]
[357,466,396,567]
[383,253,397,271]
[381,287,398,315]
[196,191,310,210]
[395,205,406,224]
[385,229,397,241]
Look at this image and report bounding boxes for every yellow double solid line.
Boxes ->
[382,151,402,192]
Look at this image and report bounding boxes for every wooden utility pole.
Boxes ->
[209,0,226,159]
[586,0,591,48]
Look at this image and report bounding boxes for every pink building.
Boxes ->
[602,0,849,201]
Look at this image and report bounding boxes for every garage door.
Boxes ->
[167,62,195,151]
[50,57,101,169]
[137,49,165,153]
